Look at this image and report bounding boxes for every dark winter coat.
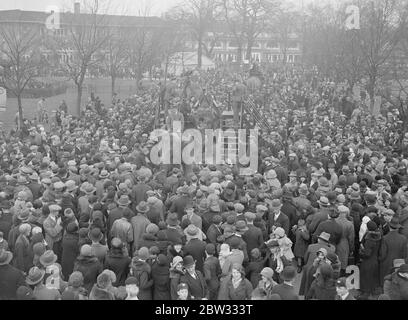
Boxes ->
[379,230,407,284]
[13,234,31,273]
[0,264,25,300]
[169,269,184,300]
[89,284,115,300]
[130,259,153,300]
[180,270,208,300]
[104,249,131,287]
[243,224,264,257]
[138,233,158,250]
[245,256,266,288]
[151,260,171,300]
[359,231,381,293]
[217,275,253,300]
[73,255,103,293]
[313,218,343,246]
[294,227,310,258]
[383,271,408,300]
[306,276,336,300]
[206,224,223,245]
[61,232,79,280]
[183,238,207,273]
[203,255,221,300]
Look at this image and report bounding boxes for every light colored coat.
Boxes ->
[43,216,63,249]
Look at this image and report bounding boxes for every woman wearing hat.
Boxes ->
[73,244,103,293]
[169,256,185,300]
[217,263,253,300]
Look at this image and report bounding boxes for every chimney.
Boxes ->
[74,2,80,15]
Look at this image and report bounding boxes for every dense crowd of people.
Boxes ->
[0,66,408,300]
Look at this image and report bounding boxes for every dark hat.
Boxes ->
[125,276,138,286]
[326,252,338,264]
[336,277,348,288]
[166,213,179,226]
[280,266,296,281]
[183,255,195,268]
[390,217,401,229]
[367,220,378,232]
[266,240,279,248]
[205,243,216,255]
[89,227,103,242]
[235,220,249,233]
[327,191,337,203]
[230,237,241,249]
[66,222,78,234]
[398,264,408,274]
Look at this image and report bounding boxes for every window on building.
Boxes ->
[228,40,238,48]
[267,40,279,48]
[214,41,222,48]
[287,41,298,49]
[251,52,260,62]
[288,55,293,62]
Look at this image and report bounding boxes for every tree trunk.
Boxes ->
[17,93,23,131]
[111,75,116,100]
[367,74,376,112]
[246,37,253,61]
[197,34,203,69]
[237,45,243,64]
[76,84,83,116]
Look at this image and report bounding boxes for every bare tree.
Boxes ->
[0,22,41,128]
[357,0,408,110]
[168,0,219,68]
[103,32,129,99]
[220,0,274,63]
[49,0,110,115]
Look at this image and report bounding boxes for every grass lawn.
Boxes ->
[0,77,140,131]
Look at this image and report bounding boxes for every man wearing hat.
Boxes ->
[379,216,408,285]
[206,215,223,245]
[267,199,290,235]
[335,277,355,300]
[89,228,109,263]
[130,201,151,253]
[0,249,25,299]
[312,206,343,247]
[270,266,299,300]
[164,212,185,246]
[107,195,132,232]
[242,212,263,256]
[14,223,32,273]
[131,174,152,209]
[130,247,153,300]
[170,185,192,221]
[180,255,209,300]
[184,224,207,273]
[203,243,220,300]
[307,196,331,235]
[335,205,355,274]
[383,263,408,300]
[27,266,61,300]
[43,204,63,260]
[182,204,202,230]
[111,210,134,256]
[27,172,41,201]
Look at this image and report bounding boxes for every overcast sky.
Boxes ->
[0,0,338,16]
[0,0,183,16]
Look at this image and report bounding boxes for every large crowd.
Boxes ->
[0,66,408,300]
